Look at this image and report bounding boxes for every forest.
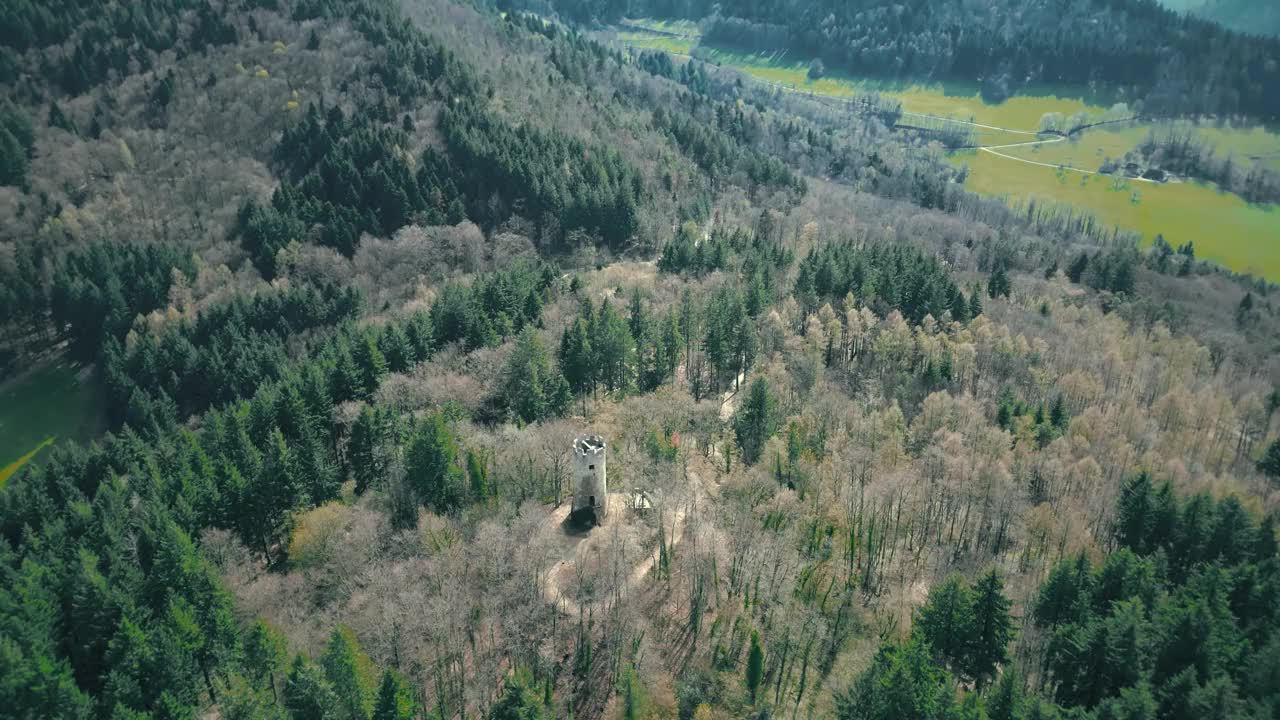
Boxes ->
[508,0,1280,119]
[0,0,1278,719]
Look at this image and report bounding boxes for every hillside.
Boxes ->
[513,0,1280,118]
[1159,0,1280,37]
[1,1,1279,720]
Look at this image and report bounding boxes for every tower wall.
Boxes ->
[572,434,607,520]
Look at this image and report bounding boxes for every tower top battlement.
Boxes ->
[574,434,605,456]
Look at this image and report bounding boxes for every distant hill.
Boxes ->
[511,0,1280,119]
[1159,0,1280,36]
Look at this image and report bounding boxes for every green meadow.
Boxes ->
[0,362,105,486]
[955,150,1280,280]
[617,22,1280,280]
[618,30,697,56]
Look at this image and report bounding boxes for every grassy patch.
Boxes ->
[621,17,701,37]
[0,361,105,484]
[953,150,1280,281]
[617,30,697,56]
[698,46,1110,130]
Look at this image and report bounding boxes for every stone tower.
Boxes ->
[572,434,607,523]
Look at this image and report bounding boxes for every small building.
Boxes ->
[572,434,607,525]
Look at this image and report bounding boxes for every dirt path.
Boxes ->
[898,110,1040,136]
[541,458,715,617]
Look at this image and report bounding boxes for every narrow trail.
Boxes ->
[540,382,741,618]
[898,109,1040,136]
[541,454,716,618]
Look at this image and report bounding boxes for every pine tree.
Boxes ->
[284,655,338,720]
[1049,395,1068,430]
[1257,439,1280,480]
[1116,471,1154,553]
[914,573,974,671]
[734,378,777,465]
[322,626,376,720]
[987,263,1011,299]
[559,315,595,408]
[987,668,1023,720]
[1034,552,1094,628]
[1067,252,1090,283]
[243,620,287,702]
[490,676,547,720]
[222,673,286,720]
[378,323,414,373]
[354,333,387,400]
[968,285,984,318]
[372,670,415,720]
[592,300,636,394]
[836,637,953,720]
[0,126,27,186]
[256,428,305,561]
[628,288,647,342]
[405,413,465,513]
[349,405,384,495]
[504,326,567,424]
[746,631,764,704]
[966,569,1016,688]
[1093,681,1156,720]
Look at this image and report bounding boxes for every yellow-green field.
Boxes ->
[621,18,701,37]
[0,361,105,486]
[618,30,697,56]
[697,47,1114,131]
[956,150,1280,280]
[614,22,1280,280]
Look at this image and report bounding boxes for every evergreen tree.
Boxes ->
[222,673,286,720]
[405,413,465,513]
[966,569,1016,688]
[734,378,777,465]
[285,654,338,720]
[592,300,636,394]
[354,333,387,400]
[1034,552,1095,628]
[746,631,764,704]
[987,263,1011,299]
[1257,439,1280,480]
[836,637,953,720]
[1116,471,1154,553]
[1066,253,1090,283]
[1049,395,1068,430]
[968,285,984,318]
[559,315,595,407]
[505,326,570,424]
[244,620,287,702]
[489,676,547,720]
[256,428,305,562]
[322,626,377,720]
[987,668,1023,720]
[349,405,386,495]
[1093,682,1156,720]
[914,573,974,672]
[372,670,415,720]
[0,125,27,186]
